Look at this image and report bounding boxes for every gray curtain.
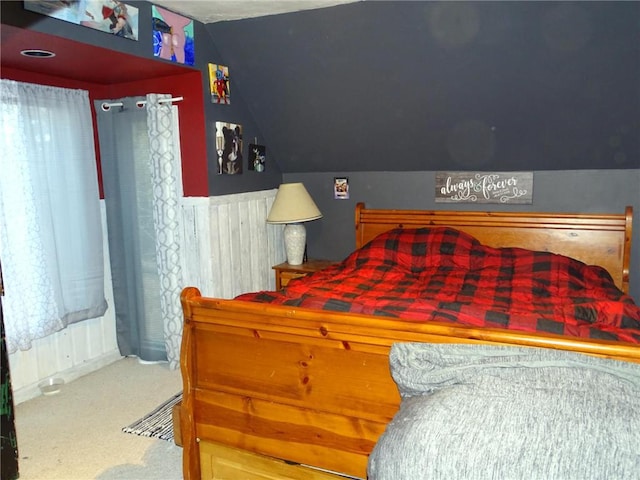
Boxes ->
[94,97,166,362]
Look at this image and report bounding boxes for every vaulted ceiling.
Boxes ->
[152,0,360,23]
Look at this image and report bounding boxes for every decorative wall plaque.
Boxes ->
[435,171,533,204]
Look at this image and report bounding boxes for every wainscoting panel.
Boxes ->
[181,189,284,299]
[180,197,214,296]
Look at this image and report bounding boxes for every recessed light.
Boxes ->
[20,49,56,58]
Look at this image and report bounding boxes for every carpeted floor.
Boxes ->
[14,357,183,480]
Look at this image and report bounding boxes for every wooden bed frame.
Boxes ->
[179,203,637,480]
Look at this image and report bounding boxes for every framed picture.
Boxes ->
[334,177,349,199]
[209,64,230,104]
[215,122,243,175]
[24,0,139,40]
[152,6,194,65]
[248,144,265,172]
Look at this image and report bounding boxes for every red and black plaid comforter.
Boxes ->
[237,228,640,344]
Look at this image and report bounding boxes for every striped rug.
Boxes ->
[122,391,182,442]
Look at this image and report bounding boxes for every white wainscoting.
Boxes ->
[181,189,285,298]
[9,201,121,405]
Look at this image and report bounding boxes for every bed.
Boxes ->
[179,203,639,480]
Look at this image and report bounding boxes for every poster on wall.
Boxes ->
[209,64,230,104]
[152,6,194,65]
[24,0,139,40]
[248,144,265,172]
[435,171,533,204]
[215,122,243,175]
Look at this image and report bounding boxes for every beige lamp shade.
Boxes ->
[267,183,322,265]
[267,183,322,224]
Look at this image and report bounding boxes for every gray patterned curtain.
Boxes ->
[145,94,184,369]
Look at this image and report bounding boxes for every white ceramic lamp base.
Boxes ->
[284,223,306,265]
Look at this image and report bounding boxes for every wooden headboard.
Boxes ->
[355,203,633,294]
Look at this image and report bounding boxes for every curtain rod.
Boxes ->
[100,96,183,112]
[136,96,184,108]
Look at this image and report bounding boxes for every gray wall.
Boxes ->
[285,169,640,302]
[210,1,639,176]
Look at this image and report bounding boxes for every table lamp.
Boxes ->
[267,183,322,265]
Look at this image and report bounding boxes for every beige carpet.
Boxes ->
[14,357,183,480]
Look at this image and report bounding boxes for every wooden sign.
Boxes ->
[436,172,533,204]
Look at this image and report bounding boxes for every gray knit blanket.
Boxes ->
[367,343,640,480]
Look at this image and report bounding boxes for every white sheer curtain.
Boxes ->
[0,80,106,353]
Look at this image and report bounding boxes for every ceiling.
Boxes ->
[152,0,359,24]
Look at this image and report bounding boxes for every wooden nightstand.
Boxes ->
[273,259,337,289]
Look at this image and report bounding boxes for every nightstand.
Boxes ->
[273,259,337,289]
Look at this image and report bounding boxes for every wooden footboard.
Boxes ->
[180,288,401,479]
[179,287,640,480]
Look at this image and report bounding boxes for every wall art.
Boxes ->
[435,171,533,204]
[209,64,230,104]
[24,0,139,40]
[215,122,243,175]
[152,6,194,65]
[334,177,349,199]
[248,144,265,172]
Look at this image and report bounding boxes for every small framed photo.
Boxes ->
[215,121,243,175]
[334,177,349,199]
[209,63,230,104]
[248,144,266,172]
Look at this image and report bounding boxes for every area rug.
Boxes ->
[122,391,182,442]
